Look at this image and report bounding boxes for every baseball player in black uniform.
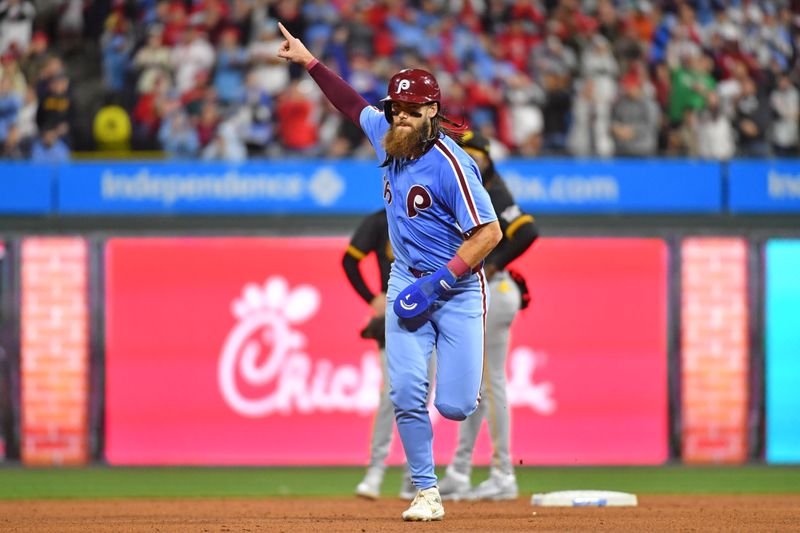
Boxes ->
[437,130,539,501]
[343,209,418,500]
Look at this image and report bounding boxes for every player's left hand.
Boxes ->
[394,266,457,319]
[276,22,315,66]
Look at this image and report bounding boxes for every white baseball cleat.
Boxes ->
[464,470,518,501]
[402,487,445,521]
[355,467,384,500]
[437,466,471,501]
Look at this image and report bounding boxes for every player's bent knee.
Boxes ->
[390,385,427,412]
[434,399,477,421]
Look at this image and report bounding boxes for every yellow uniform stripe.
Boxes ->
[505,214,535,240]
[346,245,367,260]
[463,147,486,159]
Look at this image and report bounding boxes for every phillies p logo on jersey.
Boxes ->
[406,184,432,217]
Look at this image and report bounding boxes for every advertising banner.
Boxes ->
[765,240,800,463]
[0,164,53,214]
[498,159,722,213]
[58,161,384,215]
[728,160,800,213]
[105,237,668,465]
[52,159,723,215]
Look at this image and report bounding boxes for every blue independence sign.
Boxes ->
[0,164,54,214]
[497,159,722,214]
[55,159,724,215]
[728,160,800,213]
[57,161,386,214]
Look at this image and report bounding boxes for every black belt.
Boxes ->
[409,267,430,279]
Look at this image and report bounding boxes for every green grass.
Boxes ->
[0,465,798,500]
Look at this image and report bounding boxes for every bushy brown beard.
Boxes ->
[383,120,430,160]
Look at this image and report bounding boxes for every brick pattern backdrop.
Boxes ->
[681,237,749,464]
[21,237,89,465]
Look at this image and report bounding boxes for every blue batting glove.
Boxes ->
[394,265,457,319]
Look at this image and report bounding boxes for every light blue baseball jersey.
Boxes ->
[359,106,497,273]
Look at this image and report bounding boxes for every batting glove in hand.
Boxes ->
[394,266,457,319]
[507,268,531,310]
[360,316,386,344]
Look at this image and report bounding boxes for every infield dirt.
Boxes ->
[2,495,799,532]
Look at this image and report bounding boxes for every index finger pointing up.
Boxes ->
[278,21,293,40]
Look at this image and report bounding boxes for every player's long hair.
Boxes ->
[380,106,468,168]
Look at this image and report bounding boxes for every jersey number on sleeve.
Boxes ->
[383,177,393,205]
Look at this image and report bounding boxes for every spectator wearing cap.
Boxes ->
[158,107,199,159]
[626,1,656,43]
[596,0,624,46]
[196,100,221,148]
[497,19,539,74]
[19,30,47,84]
[13,84,36,151]
[386,8,428,57]
[198,0,230,45]
[35,70,71,143]
[733,77,771,157]
[132,72,169,149]
[302,0,338,55]
[248,21,290,97]
[505,72,544,156]
[0,51,26,99]
[34,55,65,100]
[171,22,215,95]
[232,70,274,156]
[770,73,799,156]
[274,79,318,156]
[580,32,618,110]
[668,53,716,126]
[568,77,614,157]
[695,91,735,160]
[0,0,35,54]
[101,29,133,96]
[343,9,377,59]
[133,26,173,95]
[611,73,659,157]
[0,74,21,146]
[712,20,760,81]
[201,119,246,162]
[161,1,188,46]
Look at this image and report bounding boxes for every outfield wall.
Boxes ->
[0,158,799,466]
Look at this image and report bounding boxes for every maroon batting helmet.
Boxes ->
[381,68,441,123]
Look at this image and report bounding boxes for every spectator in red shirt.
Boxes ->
[275,80,318,154]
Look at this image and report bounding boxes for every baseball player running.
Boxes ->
[438,131,539,501]
[278,23,501,522]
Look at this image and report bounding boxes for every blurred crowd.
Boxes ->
[1,0,800,162]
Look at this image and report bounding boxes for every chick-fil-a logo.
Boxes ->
[218,277,383,417]
[218,277,555,418]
